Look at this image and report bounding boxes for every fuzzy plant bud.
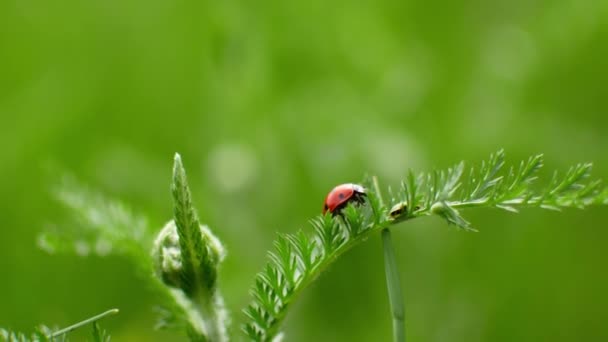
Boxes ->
[150,154,230,342]
[152,220,225,292]
[431,201,474,231]
[153,221,182,288]
[430,201,447,215]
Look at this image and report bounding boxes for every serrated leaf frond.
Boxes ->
[390,151,606,230]
[243,189,389,341]
[40,176,152,272]
[243,150,607,340]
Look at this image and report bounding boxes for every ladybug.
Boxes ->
[322,183,367,215]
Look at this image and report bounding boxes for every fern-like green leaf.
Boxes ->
[243,150,607,341]
[162,153,229,342]
[1,310,118,342]
[0,327,53,342]
[39,176,150,260]
[172,153,210,296]
[243,191,389,341]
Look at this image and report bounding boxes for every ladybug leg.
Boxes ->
[330,204,345,217]
[351,191,367,204]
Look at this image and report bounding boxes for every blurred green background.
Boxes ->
[1,0,607,341]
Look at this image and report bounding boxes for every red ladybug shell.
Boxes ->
[322,183,367,215]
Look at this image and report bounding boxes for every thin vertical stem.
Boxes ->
[372,176,406,342]
[382,228,405,342]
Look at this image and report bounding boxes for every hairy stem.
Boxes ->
[50,308,119,338]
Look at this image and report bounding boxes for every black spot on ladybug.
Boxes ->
[338,193,345,199]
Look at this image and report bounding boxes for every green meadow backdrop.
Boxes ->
[1,1,607,341]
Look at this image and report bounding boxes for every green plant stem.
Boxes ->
[372,176,406,342]
[49,308,119,339]
[195,292,222,342]
[382,228,406,342]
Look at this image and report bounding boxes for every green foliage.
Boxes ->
[41,158,228,341]
[39,176,151,264]
[243,193,389,341]
[91,322,110,342]
[154,153,228,342]
[0,326,53,342]
[169,154,226,300]
[171,154,221,296]
[4,0,608,339]
[39,150,607,342]
[243,150,608,341]
[0,309,116,342]
[391,150,607,230]
[40,177,192,334]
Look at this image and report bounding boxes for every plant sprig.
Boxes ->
[243,150,607,341]
[172,154,215,297]
[0,326,54,342]
[40,150,606,342]
[243,198,389,341]
[0,308,118,342]
[41,170,218,341]
[392,150,607,230]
